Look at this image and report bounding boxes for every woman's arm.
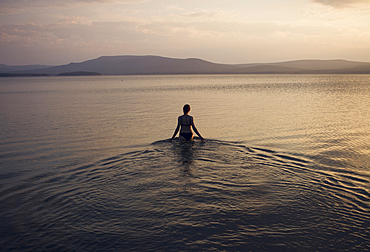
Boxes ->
[170,117,181,141]
[191,117,205,141]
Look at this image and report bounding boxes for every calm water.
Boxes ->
[0,75,370,251]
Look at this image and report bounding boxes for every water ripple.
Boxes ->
[1,139,369,251]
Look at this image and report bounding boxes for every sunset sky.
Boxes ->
[1,0,370,65]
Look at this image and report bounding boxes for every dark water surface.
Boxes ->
[0,75,369,251]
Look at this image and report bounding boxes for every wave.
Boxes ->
[0,139,369,251]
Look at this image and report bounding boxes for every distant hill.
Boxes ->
[1,56,370,76]
[16,56,237,75]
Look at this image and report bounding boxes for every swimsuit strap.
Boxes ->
[181,116,191,126]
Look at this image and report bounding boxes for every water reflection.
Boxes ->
[171,138,197,172]
[1,137,369,251]
[2,75,370,251]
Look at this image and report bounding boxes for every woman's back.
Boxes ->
[170,104,204,142]
[179,115,192,133]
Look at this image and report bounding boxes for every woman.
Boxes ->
[170,104,204,142]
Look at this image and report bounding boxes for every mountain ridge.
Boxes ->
[1,56,370,75]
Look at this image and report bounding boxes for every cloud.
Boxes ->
[0,19,174,64]
[0,0,99,14]
[184,10,220,18]
[1,5,370,65]
[311,0,370,8]
[0,0,148,15]
[1,17,363,64]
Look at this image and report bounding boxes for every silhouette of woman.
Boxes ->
[170,104,204,142]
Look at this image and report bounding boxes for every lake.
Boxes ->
[0,74,369,251]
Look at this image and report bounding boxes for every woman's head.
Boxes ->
[183,104,191,114]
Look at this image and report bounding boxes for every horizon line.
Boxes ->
[2,55,370,67]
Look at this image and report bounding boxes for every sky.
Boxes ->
[1,0,370,65]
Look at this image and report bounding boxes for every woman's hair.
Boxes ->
[183,104,191,113]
